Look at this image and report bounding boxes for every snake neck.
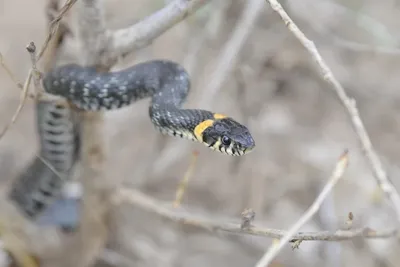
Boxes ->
[149,106,215,142]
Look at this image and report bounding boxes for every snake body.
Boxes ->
[9,102,80,218]
[10,60,255,219]
[42,60,255,155]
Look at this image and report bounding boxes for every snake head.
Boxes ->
[201,117,255,156]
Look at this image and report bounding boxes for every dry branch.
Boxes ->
[0,53,24,90]
[173,151,198,208]
[254,150,349,267]
[115,183,397,242]
[265,0,400,223]
[109,0,209,62]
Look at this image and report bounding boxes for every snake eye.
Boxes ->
[221,136,231,146]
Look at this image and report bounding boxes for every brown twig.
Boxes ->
[0,53,24,89]
[0,52,64,102]
[265,0,400,223]
[0,68,32,140]
[36,0,77,61]
[3,0,75,94]
[26,42,41,92]
[254,150,349,267]
[114,182,398,242]
[0,0,76,141]
[173,151,198,208]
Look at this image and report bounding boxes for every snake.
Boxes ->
[9,101,80,218]
[9,59,255,220]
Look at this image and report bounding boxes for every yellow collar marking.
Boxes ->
[213,113,227,119]
[194,119,214,142]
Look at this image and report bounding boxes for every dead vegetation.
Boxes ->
[1,0,400,266]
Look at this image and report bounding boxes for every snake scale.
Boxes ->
[9,60,255,220]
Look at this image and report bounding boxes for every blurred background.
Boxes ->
[1,0,400,266]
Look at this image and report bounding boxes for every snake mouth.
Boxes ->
[211,144,254,156]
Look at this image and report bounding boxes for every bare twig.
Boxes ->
[109,0,209,63]
[0,41,47,145]
[173,151,198,208]
[36,0,77,61]
[35,153,66,181]
[0,53,23,89]
[254,150,349,267]
[115,185,398,242]
[200,0,264,109]
[0,69,32,140]
[0,42,40,140]
[0,0,76,103]
[26,42,41,92]
[0,52,64,102]
[265,0,400,223]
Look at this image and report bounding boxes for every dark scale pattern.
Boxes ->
[10,59,255,223]
[42,59,219,136]
[150,107,215,133]
[9,102,80,219]
[9,157,63,218]
[36,101,80,173]
[42,60,191,111]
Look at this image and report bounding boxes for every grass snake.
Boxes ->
[9,59,255,220]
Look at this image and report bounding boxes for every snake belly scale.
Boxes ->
[9,59,255,220]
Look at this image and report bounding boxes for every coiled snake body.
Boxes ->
[10,60,255,219]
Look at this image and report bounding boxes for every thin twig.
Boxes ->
[254,150,349,267]
[0,0,76,101]
[200,0,264,109]
[35,154,66,181]
[115,181,397,243]
[0,52,65,102]
[0,42,42,141]
[115,188,396,240]
[26,42,41,92]
[36,0,77,61]
[0,69,32,140]
[0,53,23,89]
[173,151,198,208]
[265,0,400,223]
